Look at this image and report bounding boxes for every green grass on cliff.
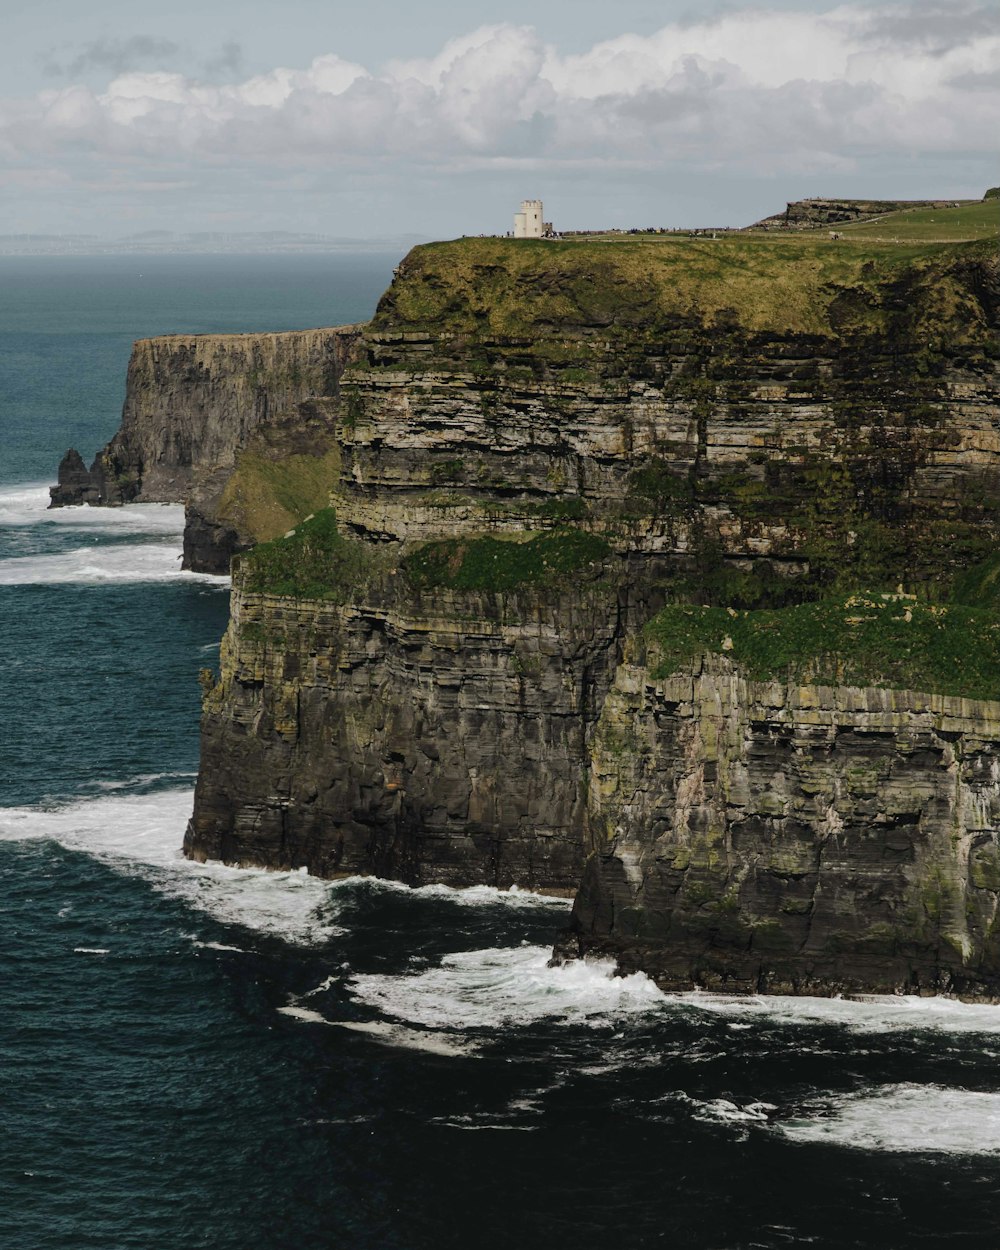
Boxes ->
[951,554,1000,613]
[239,508,382,600]
[374,230,997,344]
[217,447,341,545]
[645,593,1000,701]
[834,199,1000,243]
[403,529,610,592]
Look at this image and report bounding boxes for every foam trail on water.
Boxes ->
[0,542,227,585]
[669,989,1000,1035]
[277,1008,478,1057]
[348,945,665,1031]
[0,789,338,944]
[350,952,1000,1038]
[330,875,572,911]
[779,1084,1000,1154]
[0,484,185,535]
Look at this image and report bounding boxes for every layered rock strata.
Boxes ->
[329,239,1000,592]
[49,327,361,569]
[186,561,631,889]
[562,652,1000,997]
[181,232,1000,984]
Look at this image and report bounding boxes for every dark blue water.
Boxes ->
[4,255,1000,1250]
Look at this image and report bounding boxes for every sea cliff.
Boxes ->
[187,547,627,889]
[50,327,362,570]
[564,647,1000,997]
[65,199,1000,996]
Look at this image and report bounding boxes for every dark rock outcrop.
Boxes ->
[753,197,971,230]
[185,563,632,889]
[50,449,107,507]
[559,653,1000,998]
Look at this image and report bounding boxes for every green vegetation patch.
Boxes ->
[838,198,1000,242]
[645,592,1000,700]
[217,447,341,545]
[951,554,1000,612]
[403,528,610,592]
[373,231,997,344]
[240,508,383,600]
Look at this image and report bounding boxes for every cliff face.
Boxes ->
[181,229,1000,990]
[50,327,361,570]
[186,560,630,889]
[331,237,1000,593]
[564,652,1000,998]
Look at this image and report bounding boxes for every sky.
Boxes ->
[0,0,997,240]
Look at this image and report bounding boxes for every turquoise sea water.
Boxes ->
[4,254,1000,1250]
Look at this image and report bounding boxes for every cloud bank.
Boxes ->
[8,5,997,169]
[1,4,997,235]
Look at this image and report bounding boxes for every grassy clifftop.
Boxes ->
[374,217,998,344]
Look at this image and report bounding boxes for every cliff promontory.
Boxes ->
[50,327,362,570]
[81,198,1000,995]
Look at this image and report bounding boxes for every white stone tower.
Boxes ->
[514,199,544,238]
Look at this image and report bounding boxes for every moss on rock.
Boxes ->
[239,508,386,600]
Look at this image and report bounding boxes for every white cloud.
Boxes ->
[5,5,998,171]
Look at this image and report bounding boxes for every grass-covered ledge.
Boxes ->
[238,508,387,600]
[645,592,1000,701]
[402,528,611,592]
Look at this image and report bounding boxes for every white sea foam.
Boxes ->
[0,483,185,534]
[0,789,339,944]
[72,947,110,955]
[348,952,1000,1040]
[780,1084,1000,1155]
[0,542,227,585]
[278,1005,331,1025]
[431,1116,537,1130]
[669,989,1000,1035]
[689,1097,776,1126]
[348,945,665,1032]
[330,875,572,911]
[277,1007,478,1056]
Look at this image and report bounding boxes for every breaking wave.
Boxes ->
[779,1083,1000,1155]
[0,483,185,533]
[0,542,227,585]
[0,788,338,944]
[347,944,665,1031]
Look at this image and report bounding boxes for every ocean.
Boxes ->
[2,252,1000,1250]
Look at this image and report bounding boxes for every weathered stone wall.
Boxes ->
[564,651,1000,997]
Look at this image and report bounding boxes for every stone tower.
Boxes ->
[514,199,544,238]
